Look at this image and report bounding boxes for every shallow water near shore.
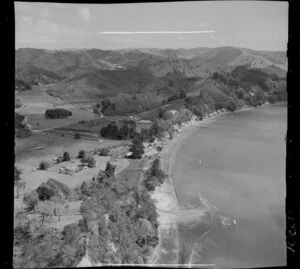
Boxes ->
[173,105,287,268]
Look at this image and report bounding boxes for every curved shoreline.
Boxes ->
[149,103,284,265]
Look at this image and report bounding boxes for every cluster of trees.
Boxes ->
[77,161,159,264]
[144,158,166,191]
[100,120,137,140]
[15,79,32,91]
[95,99,116,114]
[45,108,72,119]
[140,122,165,143]
[13,216,86,268]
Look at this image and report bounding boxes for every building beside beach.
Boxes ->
[136,119,153,132]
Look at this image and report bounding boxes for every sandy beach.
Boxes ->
[148,109,236,265]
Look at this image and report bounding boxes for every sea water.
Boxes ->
[173,105,287,268]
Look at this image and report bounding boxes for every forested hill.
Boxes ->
[15,46,287,114]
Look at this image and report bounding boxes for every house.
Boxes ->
[136,119,153,132]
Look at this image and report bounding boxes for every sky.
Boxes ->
[15,1,288,51]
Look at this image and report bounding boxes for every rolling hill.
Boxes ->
[15,46,287,109]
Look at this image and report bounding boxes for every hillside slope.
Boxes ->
[15,46,287,112]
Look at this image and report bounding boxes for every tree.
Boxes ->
[39,161,50,170]
[130,136,144,159]
[36,183,56,201]
[81,156,96,168]
[63,152,71,162]
[23,190,39,212]
[105,162,116,178]
[78,150,86,159]
[149,158,165,181]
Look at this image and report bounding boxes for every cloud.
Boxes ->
[40,7,51,18]
[16,16,81,47]
[78,6,90,23]
[99,31,215,35]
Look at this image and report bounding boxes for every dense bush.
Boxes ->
[100,120,137,140]
[45,108,72,119]
[77,162,159,264]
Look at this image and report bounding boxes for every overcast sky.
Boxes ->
[15,1,288,51]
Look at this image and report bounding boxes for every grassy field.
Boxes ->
[15,132,127,162]
[16,85,97,131]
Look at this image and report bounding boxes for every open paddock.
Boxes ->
[15,132,127,162]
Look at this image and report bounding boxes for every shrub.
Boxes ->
[39,161,50,170]
[63,152,71,162]
[74,133,81,139]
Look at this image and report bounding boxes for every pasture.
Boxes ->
[16,85,97,131]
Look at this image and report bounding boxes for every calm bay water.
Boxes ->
[173,105,287,268]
